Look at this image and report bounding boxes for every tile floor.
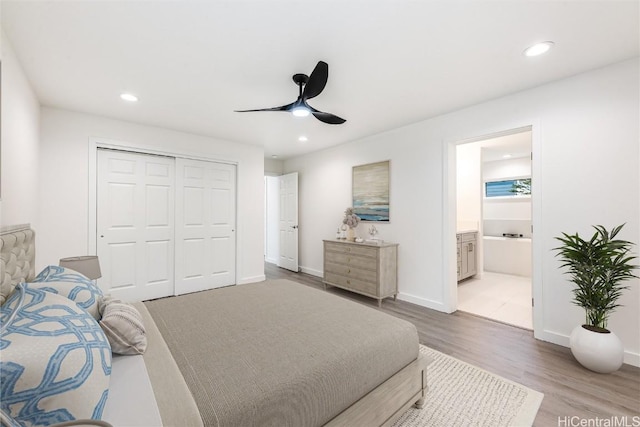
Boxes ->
[457,271,533,330]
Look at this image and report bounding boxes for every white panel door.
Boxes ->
[175,159,236,295]
[97,149,175,302]
[277,172,298,272]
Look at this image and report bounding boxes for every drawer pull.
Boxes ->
[348,269,351,273]
[347,279,351,285]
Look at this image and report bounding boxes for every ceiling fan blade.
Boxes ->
[302,61,328,100]
[311,110,346,125]
[235,102,294,113]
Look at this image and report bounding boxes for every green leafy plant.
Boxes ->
[510,178,531,196]
[554,224,637,331]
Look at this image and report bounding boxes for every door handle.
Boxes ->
[291,225,298,229]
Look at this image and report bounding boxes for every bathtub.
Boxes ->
[483,236,532,277]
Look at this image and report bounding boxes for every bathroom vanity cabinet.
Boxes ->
[457,232,477,281]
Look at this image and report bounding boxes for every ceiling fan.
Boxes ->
[235,61,346,125]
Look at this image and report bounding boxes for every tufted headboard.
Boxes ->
[0,224,36,305]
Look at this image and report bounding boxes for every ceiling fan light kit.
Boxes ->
[292,106,311,117]
[235,61,346,125]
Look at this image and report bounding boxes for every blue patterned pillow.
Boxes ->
[31,266,103,319]
[0,285,111,426]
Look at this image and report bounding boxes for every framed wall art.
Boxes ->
[352,160,390,222]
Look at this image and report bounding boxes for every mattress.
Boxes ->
[102,355,162,426]
[144,279,419,427]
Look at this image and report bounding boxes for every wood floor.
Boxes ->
[264,262,640,426]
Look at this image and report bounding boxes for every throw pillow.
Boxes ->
[0,284,111,426]
[31,265,103,319]
[99,296,147,355]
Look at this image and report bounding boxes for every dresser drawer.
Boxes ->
[325,251,377,271]
[324,272,377,296]
[325,242,377,258]
[325,262,377,283]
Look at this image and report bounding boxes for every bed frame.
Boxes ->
[0,224,428,427]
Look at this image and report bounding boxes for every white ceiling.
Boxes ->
[480,131,532,163]
[2,1,638,159]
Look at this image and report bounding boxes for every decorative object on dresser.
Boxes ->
[59,255,102,281]
[353,160,390,222]
[457,232,477,282]
[368,224,379,242]
[342,207,361,242]
[323,239,398,307]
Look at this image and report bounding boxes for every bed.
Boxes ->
[0,224,429,427]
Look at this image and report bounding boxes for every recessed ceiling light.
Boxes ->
[523,41,554,57]
[503,154,512,159]
[298,136,308,142]
[120,93,138,102]
[272,155,278,159]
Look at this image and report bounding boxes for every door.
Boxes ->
[277,172,298,272]
[175,158,236,295]
[97,149,175,302]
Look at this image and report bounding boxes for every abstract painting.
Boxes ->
[352,160,390,222]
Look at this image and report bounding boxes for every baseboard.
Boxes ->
[397,292,451,312]
[538,330,640,368]
[300,266,323,278]
[237,274,266,285]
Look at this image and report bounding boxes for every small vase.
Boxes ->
[347,227,356,242]
[570,325,624,373]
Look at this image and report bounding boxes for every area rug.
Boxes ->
[394,345,544,427]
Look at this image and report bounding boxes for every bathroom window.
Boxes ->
[485,178,531,198]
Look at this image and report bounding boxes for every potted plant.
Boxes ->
[554,224,637,373]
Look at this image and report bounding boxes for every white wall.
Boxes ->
[264,158,283,176]
[286,125,446,306]
[264,176,280,264]
[456,143,482,232]
[38,107,266,285]
[483,156,531,181]
[284,58,640,366]
[0,30,40,228]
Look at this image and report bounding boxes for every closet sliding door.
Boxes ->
[97,149,175,301]
[175,158,237,295]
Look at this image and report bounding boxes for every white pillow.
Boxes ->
[0,285,111,425]
[31,265,103,319]
[99,296,147,355]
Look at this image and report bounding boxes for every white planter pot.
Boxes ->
[570,325,624,374]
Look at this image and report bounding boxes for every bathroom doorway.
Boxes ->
[455,129,533,329]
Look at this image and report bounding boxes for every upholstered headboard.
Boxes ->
[0,224,36,305]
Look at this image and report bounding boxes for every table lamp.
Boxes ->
[59,255,102,280]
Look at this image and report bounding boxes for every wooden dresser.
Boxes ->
[323,240,398,307]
